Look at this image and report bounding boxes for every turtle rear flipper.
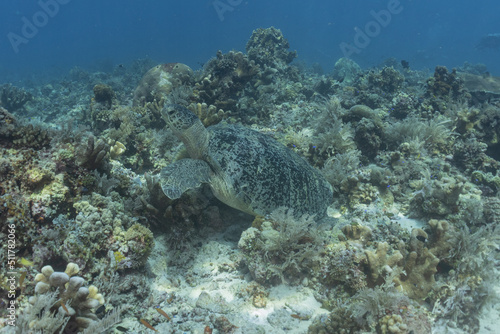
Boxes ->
[160,159,211,199]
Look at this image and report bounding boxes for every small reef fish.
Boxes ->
[140,319,158,332]
[19,257,34,267]
[291,313,307,320]
[60,301,70,314]
[155,307,171,321]
[95,304,105,316]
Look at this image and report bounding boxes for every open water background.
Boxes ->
[0,0,499,80]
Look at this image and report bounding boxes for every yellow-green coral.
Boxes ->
[119,223,154,268]
[394,228,440,300]
[26,167,53,187]
[188,102,228,126]
[364,242,403,286]
[109,140,126,159]
[113,251,127,265]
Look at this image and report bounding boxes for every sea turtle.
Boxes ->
[160,104,333,218]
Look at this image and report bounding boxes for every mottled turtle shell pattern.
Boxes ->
[206,123,333,218]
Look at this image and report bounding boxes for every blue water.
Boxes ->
[1,0,499,80]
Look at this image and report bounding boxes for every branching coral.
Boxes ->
[362,224,449,301]
[12,124,51,149]
[16,263,112,333]
[364,242,403,287]
[393,228,440,300]
[427,219,456,260]
[108,140,126,159]
[187,102,229,127]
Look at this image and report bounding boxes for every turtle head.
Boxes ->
[162,104,209,159]
[162,104,200,131]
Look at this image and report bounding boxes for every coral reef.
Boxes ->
[76,135,110,170]
[346,105,385,160]
[15,263,122,334]
[332,57,363,84]
[364,242,403,287]
[393,228,440,300]
[0,84,32,111]
[133,63,193,107]
[187,102,229,127]
[459,71,500,103]
[307,306,362,334]
[195,50,259,113]
[12,124,51,149]
[238,208,323,285]
[92,84,115,108]
[309,284,432,334]
[318,241,367,292]
[0,108,52,149]
[62,191,153,272]
[1,28,499,334]
[389,92,420,119]
[409,174,466,217]
[246,27,297,68]
[476,105,500,160]
[427,66,464,98]
[366,67,405,94]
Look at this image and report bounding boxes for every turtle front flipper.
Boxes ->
[160,159,211,199]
